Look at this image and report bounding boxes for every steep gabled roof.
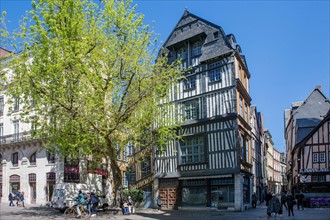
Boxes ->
[162,9,233,63]
[298,109,330,146]
[292,87,330,144]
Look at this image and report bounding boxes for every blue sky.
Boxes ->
[1,0,329,152]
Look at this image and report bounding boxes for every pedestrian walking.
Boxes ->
[90,192,99,217]
[128,195,134,214]
[265,191,272,206]
[267,193,281,217]
[16,190,24,207]
[74,190,87,218]
[251,192,257,208]
[280,190,288,210]
[157,195,162,211]
[8,192,15,206]
[296,192,304,210]
[286,191,295,217]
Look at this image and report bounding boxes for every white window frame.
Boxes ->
[312,152,318,163]
[319,152,325,162]
[191,41,202,57]
[208,68,221,82]
[183,76,196,90]
[178,47,187,60]
[184,99,198,120]
[180,136,205,164]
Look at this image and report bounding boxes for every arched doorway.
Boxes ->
[9,175,20,194]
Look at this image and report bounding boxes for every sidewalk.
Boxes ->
[1,203,329,220]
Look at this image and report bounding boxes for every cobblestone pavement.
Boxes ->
[1,203,330,220]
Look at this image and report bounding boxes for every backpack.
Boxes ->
[91,195,99,204]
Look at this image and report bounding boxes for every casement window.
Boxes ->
[47,152,55,164]
[64,158,79,183]
[208,68,221,82]
[0,123,4,143]
[141,156,151,178]
[319,175,326,182]
[184,99,199,120]
[0,96,4,116]
[180,136,205,164]
[183,76,196,90]
[244,103,248,121]
[30,152,36,165]
[241,135,248,162]
[29,173,36,182]
[127,144,134,156]
[191,41,202,57]
[122,172,128,188]
[178,47,187,60]
[13,121,19,141]
[319,152,325,162]
[13,98,19,111]
[239,96,243,116]
[12,152,18,166]
[312,152,318,163]
[312,175,326,182]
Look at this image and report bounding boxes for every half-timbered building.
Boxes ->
[295,110,330,198]
[132,10,252,211]
[285,87,330,200]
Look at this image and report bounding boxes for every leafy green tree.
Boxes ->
[1,0,181,205]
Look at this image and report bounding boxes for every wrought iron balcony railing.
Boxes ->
[0,131,34,145]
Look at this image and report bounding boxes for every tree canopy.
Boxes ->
[1,0,181,204]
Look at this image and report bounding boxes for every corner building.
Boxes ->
[134,10,252,211]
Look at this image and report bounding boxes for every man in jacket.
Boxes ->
[75,190,87,217]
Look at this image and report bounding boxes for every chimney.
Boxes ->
[315,85,322,91]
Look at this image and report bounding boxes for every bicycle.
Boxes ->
[64,204,89,219]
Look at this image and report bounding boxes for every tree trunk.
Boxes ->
[110,157,122,207]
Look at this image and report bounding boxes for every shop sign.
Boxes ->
[300,167,330,173]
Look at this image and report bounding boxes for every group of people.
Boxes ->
[120,196,134,215]
[8,190,25,208]
[263,190,304,217]
[75,190,99,218]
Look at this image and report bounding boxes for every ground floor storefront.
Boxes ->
[148,173,252,211]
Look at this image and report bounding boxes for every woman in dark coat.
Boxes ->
[265,192,272,206]
[267,194,281,217]
[286,192,295,217]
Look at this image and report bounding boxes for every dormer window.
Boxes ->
[213,31,219,39]
[192,42,202,57]
[30,152,36,165]
[177,47,187,60]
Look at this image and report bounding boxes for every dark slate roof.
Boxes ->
[292,88,330,144]
[299,109,330,145]
[162,10,234,63]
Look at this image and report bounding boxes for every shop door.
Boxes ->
[159,187,177,209]
[211,188,223,208]
[47,182,55,202]
[30,183,36,204]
